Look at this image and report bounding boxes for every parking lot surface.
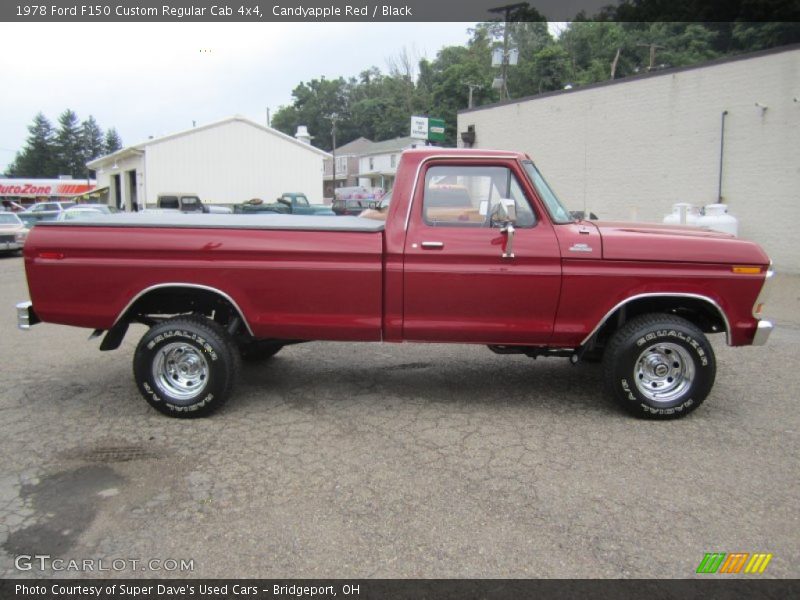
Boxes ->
[0,253,798,578]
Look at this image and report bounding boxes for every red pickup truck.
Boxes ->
[16,148,773,419]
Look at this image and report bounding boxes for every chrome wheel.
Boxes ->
[634,342,695,404]
[152,342,209,402]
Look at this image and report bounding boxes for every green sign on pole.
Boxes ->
[410,116,446,142]
[428,118,446,142]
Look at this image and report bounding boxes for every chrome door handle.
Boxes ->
[421,241,444,249]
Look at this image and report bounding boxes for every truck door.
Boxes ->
[403,161,561,344]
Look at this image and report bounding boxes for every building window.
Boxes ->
[369,157,374,171]
[390,154,396,168]
[336,156,347,175]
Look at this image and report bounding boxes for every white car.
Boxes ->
[0,213,27,253]
[23,201,77,213]
[56,207,107,221]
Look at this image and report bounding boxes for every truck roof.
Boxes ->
[401,147,527,160]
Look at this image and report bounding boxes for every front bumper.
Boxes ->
[16,301,40,330]
[752,320,774,346]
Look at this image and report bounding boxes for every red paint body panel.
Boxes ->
[552,261,766,346]
[401,155,560,344]
[597,221,770,264]
[23,147,772,350]
[25,225,384,341]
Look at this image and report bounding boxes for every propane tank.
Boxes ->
[698,203,738,236]
[663,203,701,226]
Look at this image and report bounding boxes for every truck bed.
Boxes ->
[37,213,385,233]
[25,217,385,341]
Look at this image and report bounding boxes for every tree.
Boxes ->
[272,77,356,151]
[81,116,105,164]
[266,13,798,152]
[53,109,84,177]
[417,27,499,144]
[6,113,56,177]
[104,128,123,154]
[731,21,800,52]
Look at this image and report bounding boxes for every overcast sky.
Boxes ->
[0,22,488,174]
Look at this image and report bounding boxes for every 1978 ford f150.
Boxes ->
[16,148,773,419]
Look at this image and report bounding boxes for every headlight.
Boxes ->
[15,230,28,244]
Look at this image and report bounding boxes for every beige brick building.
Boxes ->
[458,45,800,272]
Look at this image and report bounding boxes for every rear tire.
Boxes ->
[603,313,716,419]
[133,315,240,418]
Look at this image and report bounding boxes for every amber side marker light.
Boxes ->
[732,266,762,274]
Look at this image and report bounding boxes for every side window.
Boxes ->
[422,165,536,228]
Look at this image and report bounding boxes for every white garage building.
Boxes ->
[457,45,800,272]
[87,116,329,210]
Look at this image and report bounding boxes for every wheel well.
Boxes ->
[100,286,250,351]
[586,296,728,353]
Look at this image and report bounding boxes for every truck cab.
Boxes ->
[157,193,205,213]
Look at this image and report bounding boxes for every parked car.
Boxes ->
[21,201,76,223]
[17,213,40,228]
[234,193,334,216]
[155,193,231,214]
[23,201,76,213]
[332,186,382,216]
[1,200,26,212]
[332,198,377,216]
[358,191,392,221]
[206,205,233,214]
[56,207,107,221]
[0,213,27,254]
[76,203,116,214]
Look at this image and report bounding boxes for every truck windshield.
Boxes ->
[521,161,574,224]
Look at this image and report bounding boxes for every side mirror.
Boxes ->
[490,199,517,225]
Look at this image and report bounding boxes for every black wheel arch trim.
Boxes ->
[99,283,254,351]
[581,292,732,348]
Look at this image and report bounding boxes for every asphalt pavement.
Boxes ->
[0,253,798,578]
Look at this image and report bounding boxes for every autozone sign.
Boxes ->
[0,179,96,197]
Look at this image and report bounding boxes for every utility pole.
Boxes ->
[637,42,664,70]
[329,113,338,194]
[488,3,526,100]
[610,48,621,79]
[465,83,482,109]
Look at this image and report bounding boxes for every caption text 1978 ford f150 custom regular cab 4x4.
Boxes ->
[16,148,774,419]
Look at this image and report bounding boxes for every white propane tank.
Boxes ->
[663,203,701,226]
[698,203,738,236]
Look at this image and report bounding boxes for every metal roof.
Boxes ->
[332,137,374,155]
[86,115,331,169]
[359,136,422,157]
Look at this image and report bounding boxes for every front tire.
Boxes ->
[133,315,240,418]
[603,313,716,419]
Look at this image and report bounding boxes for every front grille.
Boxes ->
[0,234,15,243]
